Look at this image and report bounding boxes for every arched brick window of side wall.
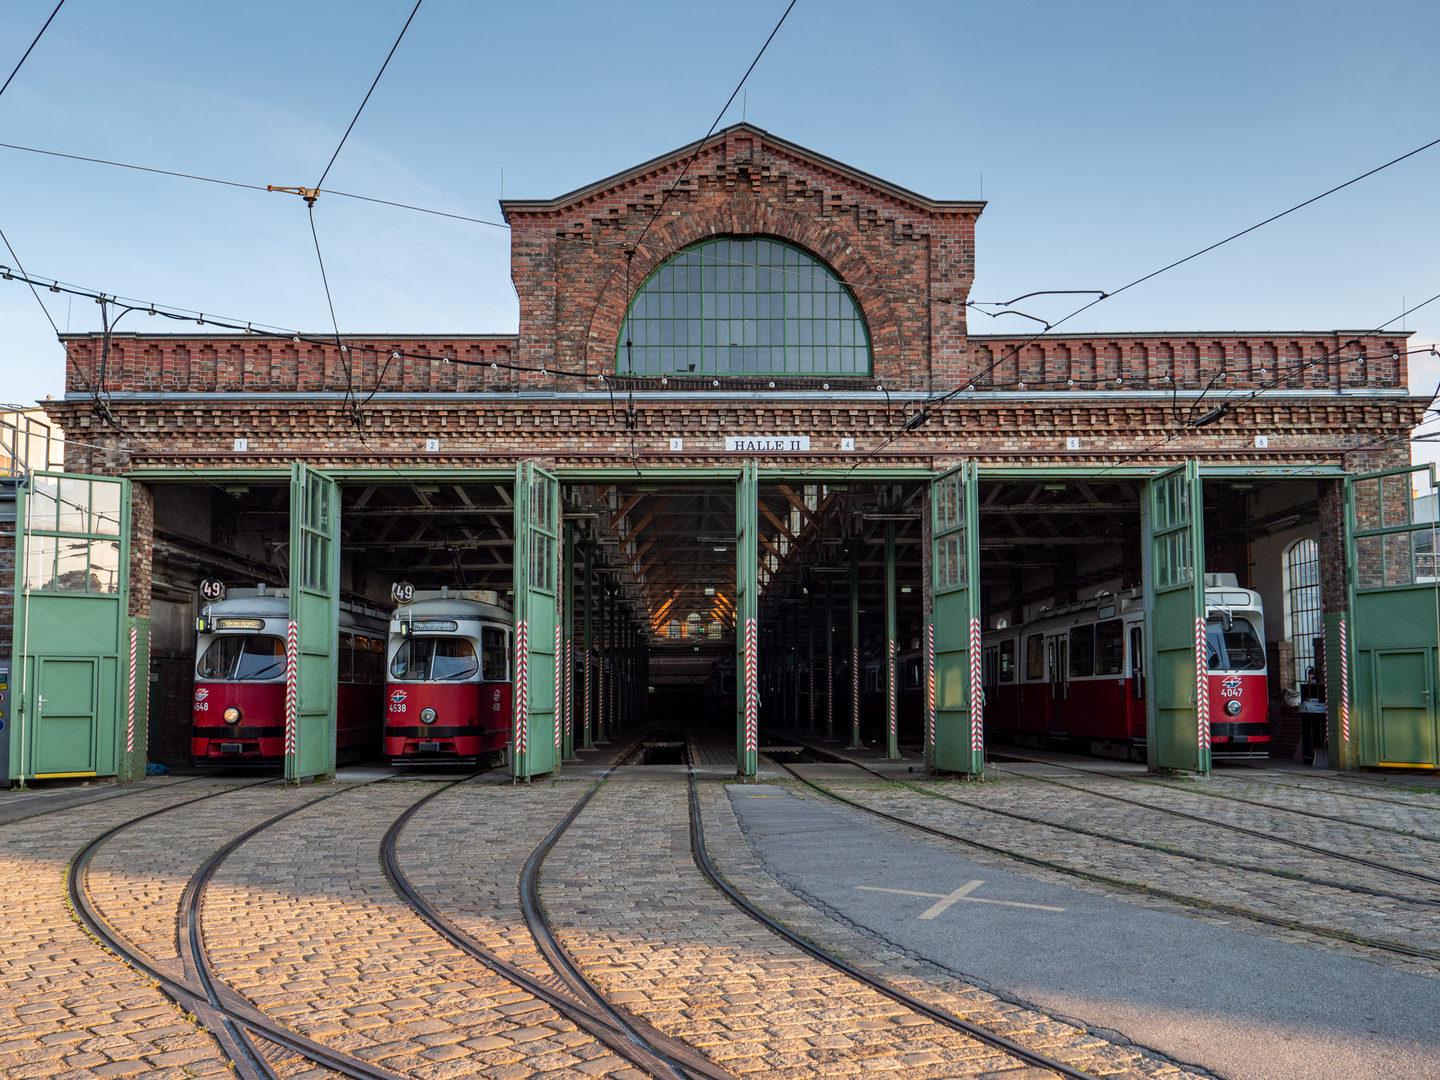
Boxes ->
[1235,342,1252,382]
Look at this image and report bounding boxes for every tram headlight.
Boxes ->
[420,707,437,724]
[1225,699,1242,717]
[222,706,242,725]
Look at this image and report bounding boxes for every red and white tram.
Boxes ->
[384,589,513,765]
[982,574,1271,760]
[193,586,386,763]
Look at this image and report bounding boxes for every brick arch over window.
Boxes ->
[584,207,905,378]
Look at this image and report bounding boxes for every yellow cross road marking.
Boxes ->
[856,882,1065,915]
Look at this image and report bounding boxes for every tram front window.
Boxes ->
[391,638,481,681]
[197,635,286,681]
[1205,617,1266,671]
[481,627,508,681]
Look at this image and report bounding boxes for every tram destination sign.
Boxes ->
[724,435,811,453]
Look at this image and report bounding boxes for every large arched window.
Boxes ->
[1283,538,1322,688]
[617,237,871,377]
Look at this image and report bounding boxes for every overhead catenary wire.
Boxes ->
[625,0,799,259]
[314,0,425,190]
[0,0,65,101]
[0,141,509,227]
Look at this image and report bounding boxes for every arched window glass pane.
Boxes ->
[1284,538,1322,689]
[617,237,871,377]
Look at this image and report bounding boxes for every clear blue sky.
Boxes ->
[2,1,1437,454]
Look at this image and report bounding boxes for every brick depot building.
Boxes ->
[4,123,1434,784]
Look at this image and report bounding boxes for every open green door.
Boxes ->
[288,463,339,782]
[10,472,131,781]
[736,462,759,778]
[1145,461,1209,773]
[931,463,981,774]
[1346,464,1440,769]
[513,462,560,779]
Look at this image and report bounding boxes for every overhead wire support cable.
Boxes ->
[315,0,424,190]
[626,0,799,258]
[0,0,65,101]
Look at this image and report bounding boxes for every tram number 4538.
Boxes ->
[388,689,407,714]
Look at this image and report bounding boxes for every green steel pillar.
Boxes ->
[850,544,862,749]
[825,577,835,740]
[582,542,594,749]
[885,523,899,759]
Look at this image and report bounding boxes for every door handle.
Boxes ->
[37,695,46,714]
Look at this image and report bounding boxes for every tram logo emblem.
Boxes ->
[195,688,209,702]
[390,690,408,705]
[1221,676,1243,698]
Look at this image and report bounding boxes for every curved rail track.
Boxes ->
[763,739,1440,963]
[378,741,737,1080]
[991,753,1440,875]
[996,754,1440,846]
[679,736,1105,1080]
[68,776,419,1080]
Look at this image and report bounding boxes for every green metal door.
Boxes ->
[1145,461,1208,773]
[513,462,560,779]
[931,463,981,774]
[10,472,129,781]
[1346,464,1440,769]
[288,463,339,781]
[34,657,98,775]
[736,462,759,778]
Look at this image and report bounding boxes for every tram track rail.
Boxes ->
[990,753,1440,883]
[68,775,419,1080]
[0,774,206,827]
[682,733,1105,1080]
[760,738,1440,964]
[378,736,738,1080]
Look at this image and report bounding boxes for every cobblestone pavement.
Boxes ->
[540,775,1208,1080]
[0,778,243,1080]
[83,780,328,976]
[203,779,640,1080]
[818,772,1440,977]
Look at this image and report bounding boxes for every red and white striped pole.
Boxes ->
[125,627,138,754]
[850,645,860,746]
[887,638,897,752]
[969,617,983,755]
[284,620,298,760]
[553,624,563,753]
[1339,616,1351,743]
[1194,616,1210,753]
[926,622,936,752]
[744,617,758,757]
[515,620,529,763]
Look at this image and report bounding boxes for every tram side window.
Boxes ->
[1025,635,1044,680]
[481,627,508,681]
[999,639,1016,682]
[1096,620,1124,676]
[904,657,922,691]
[983,646,999,689]
[1129,626,1145,699]
[1069,624,1095,678]
[197,635,286,681]
[338,634,354,683]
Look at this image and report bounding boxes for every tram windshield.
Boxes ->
[480,627,508,681]
[197,635,286,681]
[1205,616,1266,671]
[390,637,480,681]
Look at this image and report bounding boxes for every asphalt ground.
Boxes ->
[727,781,1440,1080]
